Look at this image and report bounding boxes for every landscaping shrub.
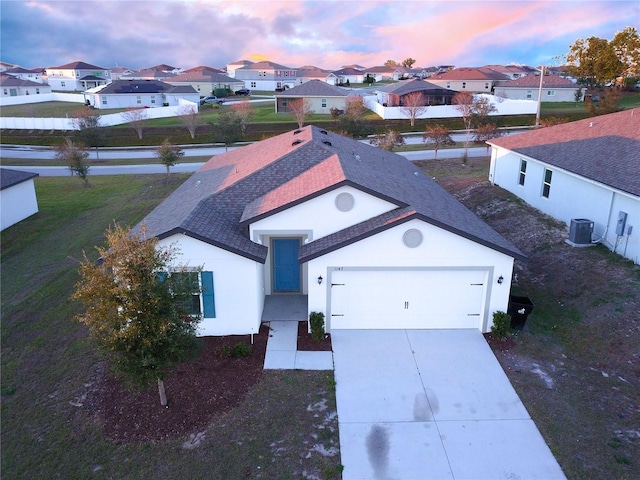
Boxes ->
[490,311,512,339]
[220,342,252,358]
[309,311,325,342]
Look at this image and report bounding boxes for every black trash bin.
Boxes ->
[507,295,534,330]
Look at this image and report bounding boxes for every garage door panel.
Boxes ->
[330,269,486,330]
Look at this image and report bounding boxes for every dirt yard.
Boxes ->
[418,157,640,480]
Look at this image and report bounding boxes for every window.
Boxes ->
[36,88,40,94]
[161,271,216,318]
[251,81,256,88]
[61,81,66,87]
[446,82,451,89]
[526,90,532,99]
[485,82,490,89]
[518,159,527,186]
[321,98,327,108]
[462,82,466,89]
[3,89,7,95]
[102,97,107,105]
[547,90,555,96]
[542,168,553,198]
[136,95,141,104]
[151,95,156,104]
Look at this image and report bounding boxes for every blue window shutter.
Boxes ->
[201,271,215,318]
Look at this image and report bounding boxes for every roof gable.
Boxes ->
[490,109,640,196]
[49,61,106,70]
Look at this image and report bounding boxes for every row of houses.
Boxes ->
[1,59,582,102]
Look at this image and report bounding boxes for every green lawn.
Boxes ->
[0,175,341,479]
[0,101,127,117]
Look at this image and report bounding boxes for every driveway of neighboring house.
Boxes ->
[332,329,566,480]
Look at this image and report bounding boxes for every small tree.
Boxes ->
[587,88,623,116]
[370,130,405,151]
[422,125,454,159]
[210,110,243,151]
[73,224,203,406]
[402,57,417,68]
[72,108,106,161]
[401,92,428,127]
[288,98,312,128]
[473,124,502,154]
[453,92,496,161]
[231,98,253,134]
[54,138,90,186]
[338,95,374,138]
[178,105,201,139]
[155,138,184,181]
[121,108,148,139]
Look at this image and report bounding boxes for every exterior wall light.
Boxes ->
[497,275,504,285]
[317,275,323,285]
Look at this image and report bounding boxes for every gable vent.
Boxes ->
[322,140,332,146]
[292,139,303,146]
[293,129,303,135]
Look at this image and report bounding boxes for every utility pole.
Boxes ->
[535,65,545,127]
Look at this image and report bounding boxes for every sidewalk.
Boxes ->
[263,321,333,370]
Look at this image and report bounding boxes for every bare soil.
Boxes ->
[418,157,640,480]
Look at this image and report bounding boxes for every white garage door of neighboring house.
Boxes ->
[329,269,487,330]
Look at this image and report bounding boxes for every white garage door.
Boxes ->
[329,269,486,330]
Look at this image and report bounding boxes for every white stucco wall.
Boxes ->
[250,185,398,242]
[157,234,264,336]
[0,179,39,230]
[490,147,640,264]
[307,218,515,332]
[494,86,580,102]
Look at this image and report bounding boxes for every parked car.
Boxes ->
[235,88,251,96]
[200,96,224,105]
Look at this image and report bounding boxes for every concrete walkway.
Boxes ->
[332,329,566,480]
[263,321,334,370]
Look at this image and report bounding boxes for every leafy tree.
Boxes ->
[210,110,243,151]
[73,224,203,406]
[230,98,253,134]
[178,105,201,139]
[384,59,398,68]
[453,92,496,161]
[473,124,502,154]
[155,138,184,181]
[611,26,640,78]
[370,130,405,151]
[72,108,106,161]
[402,58,417,68]
[586,88,623,116]
[422,125,454,159]
[338,95,374,138]
[565,36,623,87]
[400,92,428,127]
[288,98,312,128]
[121,108,147,139]
[54,138,90,186]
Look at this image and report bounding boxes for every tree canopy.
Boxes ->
[54,138,90,186]
[402,58,417,68]
[155,139,184,180]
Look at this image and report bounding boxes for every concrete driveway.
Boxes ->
[332,329,566,480]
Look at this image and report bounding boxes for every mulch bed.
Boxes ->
[297,321,332,351]
[94,321,332,443]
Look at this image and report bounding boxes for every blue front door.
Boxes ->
[273,239,301,292]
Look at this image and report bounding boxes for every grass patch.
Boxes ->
[0,101,126,118]
[1,174,340,479]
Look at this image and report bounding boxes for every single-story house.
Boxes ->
[45,61,111,91]
[328,67,365,85]
[296,66,334,85]
[83,80,199,109]
[166,67,243,96]
[0,74,52,97]
[494,74,583,102]
[1,168,39,231]
[375,79,456,106]
[274,80,348,114]
[428,67,510,93]
[488,108,639,264]
[135,125,525,336]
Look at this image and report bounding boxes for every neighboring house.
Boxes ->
[364,66,396,82]
[45,61,111,91]
[494,74,583,102]
[109,66,135,80]
[234,60,298,91]
[83,80,198,109]
[1,168,39,231]
[428,67,510,93]
[296,66,333,85]
[4,66,46,83]
[167,67,243,96]
[488,108,640,264]
[0,74,52,97]
[226,59,254,78]
[119,68,177,81]
[375,79,456,106]
[0,61,17,72]
[483,64,537,80]
[328,67,365,85]
[135,125,525,336]
[274,80,348,114]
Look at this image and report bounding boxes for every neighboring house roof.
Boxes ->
[332,67,363,76]
[377,78,455,95]
[137,126,525,263]
[5,66,44,74]
[297,66,332,78]
[431,67,509,81]
[122,68,177,80]
[96,80,196,95]
[79,75,106,81]
[229,60,254,66]
[169,70,236,83]
[366,66,395,74]
[497,74,578,88]
[275,80,348,97]
[146,64,179,72]
[0,74,44,87]
[240,60,294,70]
[49,61,106,70]
[0,168,39,190]
[489,109,640,197]
[182,66,223,74]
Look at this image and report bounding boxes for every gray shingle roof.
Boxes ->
[276,80,348,97]
[489,108,640,197]
[137,126,525,262]
[98,80,196,95]
[1,168,38,190]
[377,79,455,95]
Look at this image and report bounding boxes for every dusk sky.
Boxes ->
[1,0,638,71]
